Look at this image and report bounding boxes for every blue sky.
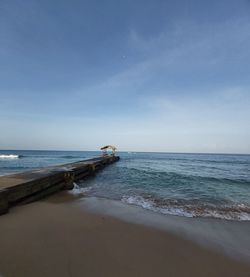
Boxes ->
[0,0,250,153]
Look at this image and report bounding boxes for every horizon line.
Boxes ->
[0,148,249,156]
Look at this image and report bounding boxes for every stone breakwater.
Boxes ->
[0,155,120,215]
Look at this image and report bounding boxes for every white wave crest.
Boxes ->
[0,154,19,159]
[70,183,92,195]
[121,195,250,221]
[122,195,193,218]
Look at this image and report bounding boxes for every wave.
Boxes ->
[0,154,84,159]
[124,167,250,186]
[121,195,250,221]
[0,154,20,159]
[70,183,93,195]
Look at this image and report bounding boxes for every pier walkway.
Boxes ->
[0,155,119,215]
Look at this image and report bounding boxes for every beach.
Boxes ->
[1,0,250,275]
[0,191,249,277]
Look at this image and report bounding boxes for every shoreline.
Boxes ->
[78,195,250,263]
[0,191,249,277]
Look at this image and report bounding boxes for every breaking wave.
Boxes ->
[122,195,250,221]
[0,154,20,159]
[70,183,93,195]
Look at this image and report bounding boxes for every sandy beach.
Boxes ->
[0,192,249,277]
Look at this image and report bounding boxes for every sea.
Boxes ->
[1,150,250,221]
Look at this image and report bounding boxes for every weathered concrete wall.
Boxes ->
[0,155,120,215]
[0,190,8,215]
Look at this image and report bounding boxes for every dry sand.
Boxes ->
[0,193,249,277]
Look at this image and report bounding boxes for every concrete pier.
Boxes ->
[0,155,120,215]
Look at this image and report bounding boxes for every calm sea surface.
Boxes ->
[1,150,250,221]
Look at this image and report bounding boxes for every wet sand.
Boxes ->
[0,192,250,277]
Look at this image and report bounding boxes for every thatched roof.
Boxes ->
[100,145,117,151]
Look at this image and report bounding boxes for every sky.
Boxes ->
[0,0,250,153]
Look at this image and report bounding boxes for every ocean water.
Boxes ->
[0,150,97,176]
[1,150,250,221]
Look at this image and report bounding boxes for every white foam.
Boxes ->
[198,209,250,221]
[121,195,250,221]
[122,196,193,218]
[70,183,92,195]
[238,213,250,221]
[0,154,19,159]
